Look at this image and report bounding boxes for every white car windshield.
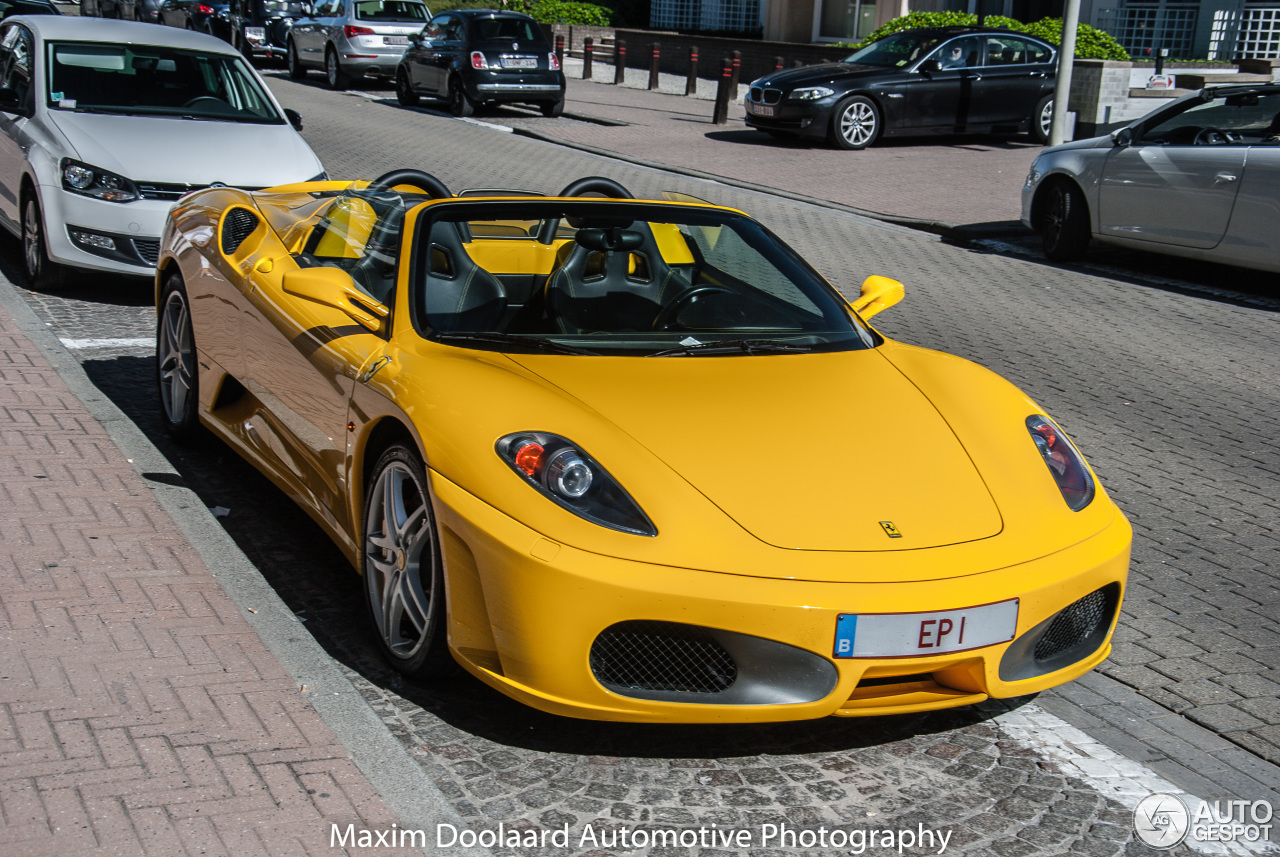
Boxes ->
[45,42,282,123]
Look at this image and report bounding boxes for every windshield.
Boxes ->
[407,200,875,357]
[46,42,282,123]
[354,0,429,22]
[843,32,943,68]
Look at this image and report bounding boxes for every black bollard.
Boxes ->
[614,40,626,85]
[583,37,593,79]
[774,55,784,71]
[729,49,741,101]
[713,58,732,124]
[648,43,660,90]
[686,45,699,96]
[555,34,564,70]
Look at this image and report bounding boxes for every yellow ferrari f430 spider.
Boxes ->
[155,170,1131,723]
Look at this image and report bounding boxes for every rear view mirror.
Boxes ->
[849,275,904,320]
[1111,127,1132,147]
[283,108,303,131]
[282,267,388,332]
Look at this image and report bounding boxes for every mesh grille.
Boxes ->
[1035,589,1108,662]
[590,621,737,694]
[221,208,260,255]
[132,239,160,266]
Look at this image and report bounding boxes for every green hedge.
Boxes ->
[527,0,612,25]
[848,11,1129,61]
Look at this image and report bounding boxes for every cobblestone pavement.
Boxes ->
[2,67,1278,856]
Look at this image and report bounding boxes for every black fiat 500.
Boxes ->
[395,9,564,117]
[745,27,1057,150]
[228,0,307,63]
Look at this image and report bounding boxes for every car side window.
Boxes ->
[421,17,443,39]
[0,24,33,111]
[932,36,979,70]
[443,16,463,41]
[1025,39,1052,64]
[1140,92,1280,146]
[984,36,1027,66]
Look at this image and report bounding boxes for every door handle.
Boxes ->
[1214,173,1238,183]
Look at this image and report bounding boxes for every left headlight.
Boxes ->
[61,159,139,203]
[789,86,835,101]
[497,432,657,536]
[1026,415,1095,511]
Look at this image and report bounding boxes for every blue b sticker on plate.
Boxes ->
[833,614,858,658]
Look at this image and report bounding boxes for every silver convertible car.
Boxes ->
[1022,83,1280,273]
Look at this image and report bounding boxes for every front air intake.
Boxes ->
[220,208,260,255]
[1034,588,1109,662]
[999,583,1121,682]
[590,620,737,694]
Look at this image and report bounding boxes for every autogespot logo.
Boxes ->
[1134,793,1191,849]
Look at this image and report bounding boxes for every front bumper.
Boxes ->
[744,96,838,139]
[39,185,171,276]
[430,472,1132,723]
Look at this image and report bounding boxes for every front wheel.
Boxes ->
[1031,94,1053,145]
[156,275,202,443]
[829,95,881,150]
[362,444,454,679]
[447,74,474,117]
[22,195,68,291]
[325,46,349,90]
[1040,180,1090,262]
[395,67,419,106]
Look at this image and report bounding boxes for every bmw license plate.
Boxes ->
[384,35,409,45]
[501,56,538,68]
[833,599,1018,658]
[748,102,774,117]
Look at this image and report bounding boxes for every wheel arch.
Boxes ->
[352,416,428,564]
[1030,173,1089,233]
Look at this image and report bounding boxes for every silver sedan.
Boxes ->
[287,0,430,90]
[1022,83,1280,273]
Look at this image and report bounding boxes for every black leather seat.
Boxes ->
[420,222,506,333]
[544,225,690,333]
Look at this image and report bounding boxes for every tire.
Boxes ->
[21,194,68,291]
[1031,94,1053,145]
[395,66,419,107]
[287,40,307,79]
[362,444,454,679]
[1040,180,1091,262]
[540,96,564,118]
[325,46,349,91]
[447,74,474,118]
[156,274,202,443]
[829,95,881,150]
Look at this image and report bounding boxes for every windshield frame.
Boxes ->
[43,40,285,124]
[406,198,880,357]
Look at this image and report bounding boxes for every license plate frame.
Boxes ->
[833,599,1019,659]
[748,102,774,117]
[501,55,538,69]
[384,35,409,46]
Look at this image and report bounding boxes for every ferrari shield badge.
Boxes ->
[879,521,903,538]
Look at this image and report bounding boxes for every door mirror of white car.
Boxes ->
[283,108,303,131]
[281,267,389,332]
[850,275,905,321]
[1111,127,1133,147]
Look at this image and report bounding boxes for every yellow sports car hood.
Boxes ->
[510,349,1003,551]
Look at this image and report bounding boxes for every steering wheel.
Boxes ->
[1192,127,1240,146]
[182,96,229,109]
[367,168,451,198]
[652,286,736,331]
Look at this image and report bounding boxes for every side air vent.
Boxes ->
[999,583,1121,682]
[220,208,260,255]
[591,620,737,694]
[1034,588,1109,663]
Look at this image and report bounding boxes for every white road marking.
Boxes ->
[348,89,515,132]
[996,704,1275,855]
[60,338,152,350]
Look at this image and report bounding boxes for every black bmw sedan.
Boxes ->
[745,27,1057,150]
[396,10,565,117]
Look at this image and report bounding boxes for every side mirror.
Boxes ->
[409,30,423,45]
[283,107,303,131]
[849,275,904,321]
[917,59,939,74]
[281,267,388,332]
[1111,127,1132,147]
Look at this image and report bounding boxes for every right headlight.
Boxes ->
[1026,415,1095,511]
[496,432,657,536]
[60,159,139,203]
[789,86,835,101]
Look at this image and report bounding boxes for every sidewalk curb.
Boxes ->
[0,278,492,857]
[510,125,1031,241]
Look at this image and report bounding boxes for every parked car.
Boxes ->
[158,0,229,36]
[0,16,325,288]
[79,0,124,16]
[395,9,564,117]
[745,27,1057,150]
[86,0,165,22]
[228,0,306,63]
[1024,83,1280,272]
[287,0,430,90]
[3,0,59,16]
[155,171,1131,722]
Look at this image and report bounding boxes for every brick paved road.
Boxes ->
[3,67,1278,856]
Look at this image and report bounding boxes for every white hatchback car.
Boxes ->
[0,16,325,288]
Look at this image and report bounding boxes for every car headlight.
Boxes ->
[789,86,835,101]
[1025,160,1043,189]
[60,159,139,202]
[1026,415,1095,511]
[497,432,657,536]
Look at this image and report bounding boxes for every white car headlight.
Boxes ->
[60,159,139,203]
[789,86,835,101]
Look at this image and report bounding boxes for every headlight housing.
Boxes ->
[1026,415,1095,511]
[60,159,139,203]
[497,432,657,536]
[789,86,835,101]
